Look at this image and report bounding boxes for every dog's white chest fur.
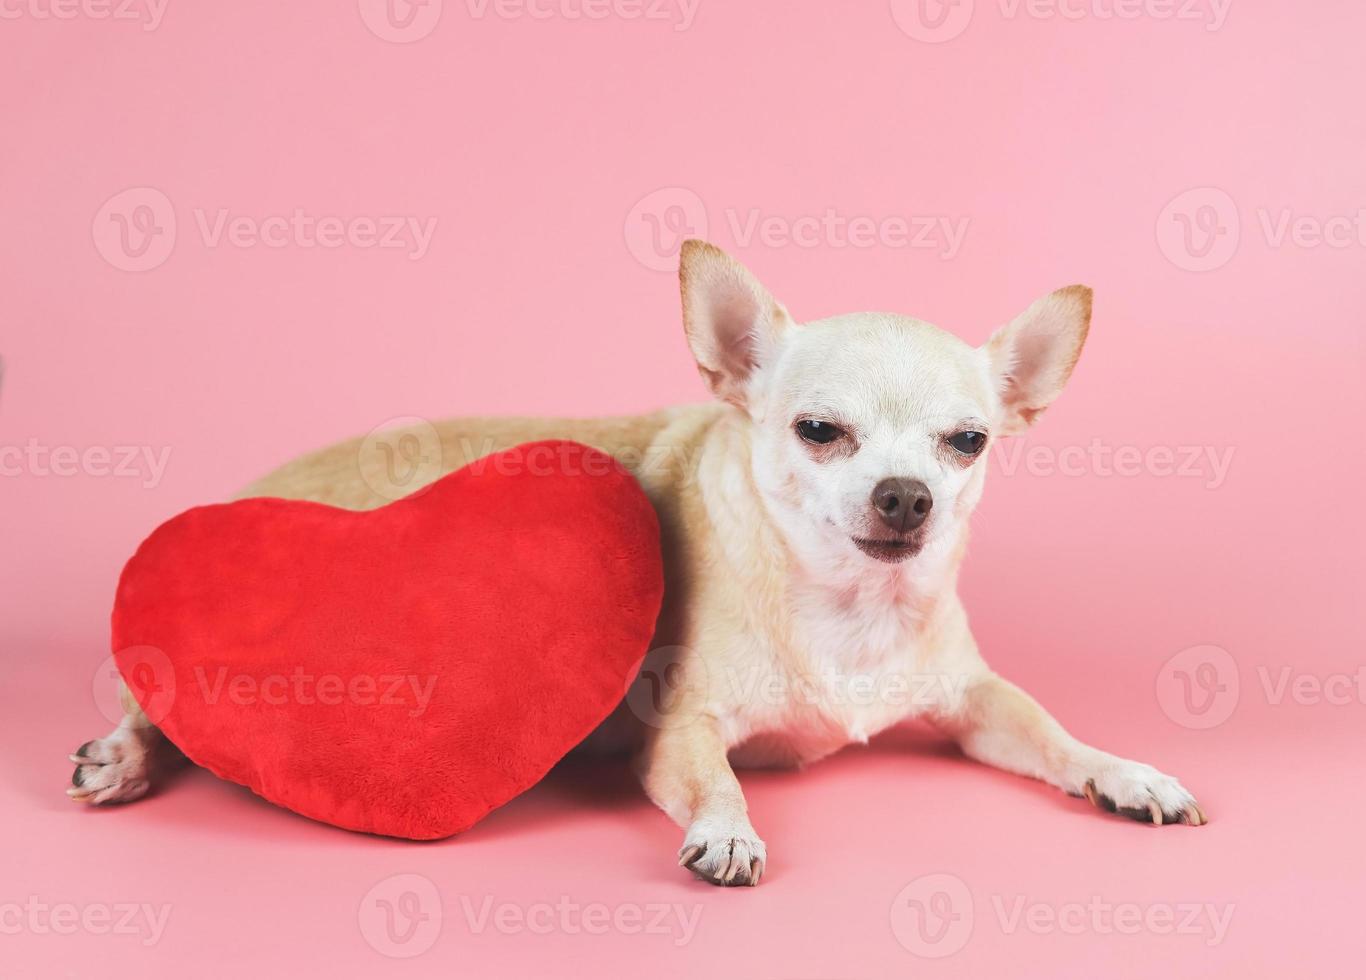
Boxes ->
[721,579,935,769]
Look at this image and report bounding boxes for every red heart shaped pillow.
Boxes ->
[112,441,662,840]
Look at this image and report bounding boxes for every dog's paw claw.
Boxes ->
[678,820,766,887]
[1080,766,1205,827]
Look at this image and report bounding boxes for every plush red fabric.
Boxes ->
[112,441,663,840]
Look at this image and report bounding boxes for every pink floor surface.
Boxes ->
[8,609,1364,977]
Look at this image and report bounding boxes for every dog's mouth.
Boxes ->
[852,535,923,563]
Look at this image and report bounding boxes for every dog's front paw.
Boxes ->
[678,817,767,886]
[1078,758,1206,826]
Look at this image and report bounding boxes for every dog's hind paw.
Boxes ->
[67,730,155,806]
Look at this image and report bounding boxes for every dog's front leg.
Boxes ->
[935,673,1207,826]
[635,719,766,886]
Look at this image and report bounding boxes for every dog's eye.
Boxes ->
[948,431,987,456]
[796,420,845,445]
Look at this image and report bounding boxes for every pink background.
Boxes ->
[3,0,1363,976]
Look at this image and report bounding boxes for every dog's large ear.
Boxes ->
[680,240,792,410]
[984,285,1092,435]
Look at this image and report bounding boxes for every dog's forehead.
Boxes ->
[773,313,995,425]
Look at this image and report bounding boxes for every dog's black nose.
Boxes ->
[871,478,932,532]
